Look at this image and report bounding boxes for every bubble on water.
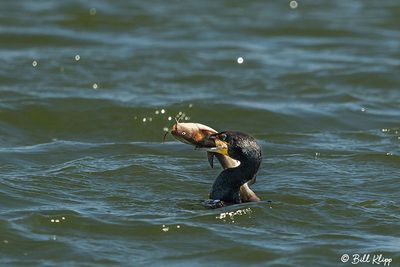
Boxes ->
[386,152,393,156]
[216,208,252,222]
[51,219,55,223]
[381,128,389,132]
[32,60,38,67]
[155,110,160,115]
[290,0,298,9]
[89,8,97,16]
[161,224,169,232]
[237,57,244,64]
[92,83,98,89]
[184,116,189,121]
[361,107,366,112]
[4,240,9,244]
[148,117,153,122]
[163,127,169,132]
[161,109,166,114]
[176,225,181,229]
[178,111,182,115]
[62,217,65,220]
[189,103,193,108]
[55,219,60,223]
[168,116,172,121]
[75,54,80,61]
[218,213,226,219]
[142,118,147,122]
[52,235,57,241]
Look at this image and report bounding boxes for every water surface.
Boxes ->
[1,1,399,266]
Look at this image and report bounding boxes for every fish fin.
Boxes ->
[207,152,214,168]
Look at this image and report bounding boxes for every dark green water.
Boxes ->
[1,1,399,266]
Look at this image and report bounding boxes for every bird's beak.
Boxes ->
[206,139,228,155]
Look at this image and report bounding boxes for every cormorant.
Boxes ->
[168,122,262,208]
[200,131,262,208]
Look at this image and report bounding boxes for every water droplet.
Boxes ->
[75,55,80,61]
[176,225,181,229]
[89,8,97,16]
[62,217,65,220]
[142,118,147,122]
[189,103,193,108]
[237,57,244,64]
[168,116,172,121]
[92,83,98,89]
[184,116,189,120]
[55,219,60,223]
[178,111,182,115]
[290,0,298,9]
[148,117,153,122]
[161,109,166,114]
[32,60,38,67]
[155,110,160,115]
[51,219,55,223]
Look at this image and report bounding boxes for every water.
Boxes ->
[1,1,399,266]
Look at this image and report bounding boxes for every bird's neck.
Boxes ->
[209,162,258,204]
[233,155,260,184]
[209,150,261,204]
[219,157,258,186]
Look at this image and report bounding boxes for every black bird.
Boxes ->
[168,122,262,208]
[201,131,262,207]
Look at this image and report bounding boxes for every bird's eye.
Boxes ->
[219,134,227,141]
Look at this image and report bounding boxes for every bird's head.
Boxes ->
[204,131,262,165]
